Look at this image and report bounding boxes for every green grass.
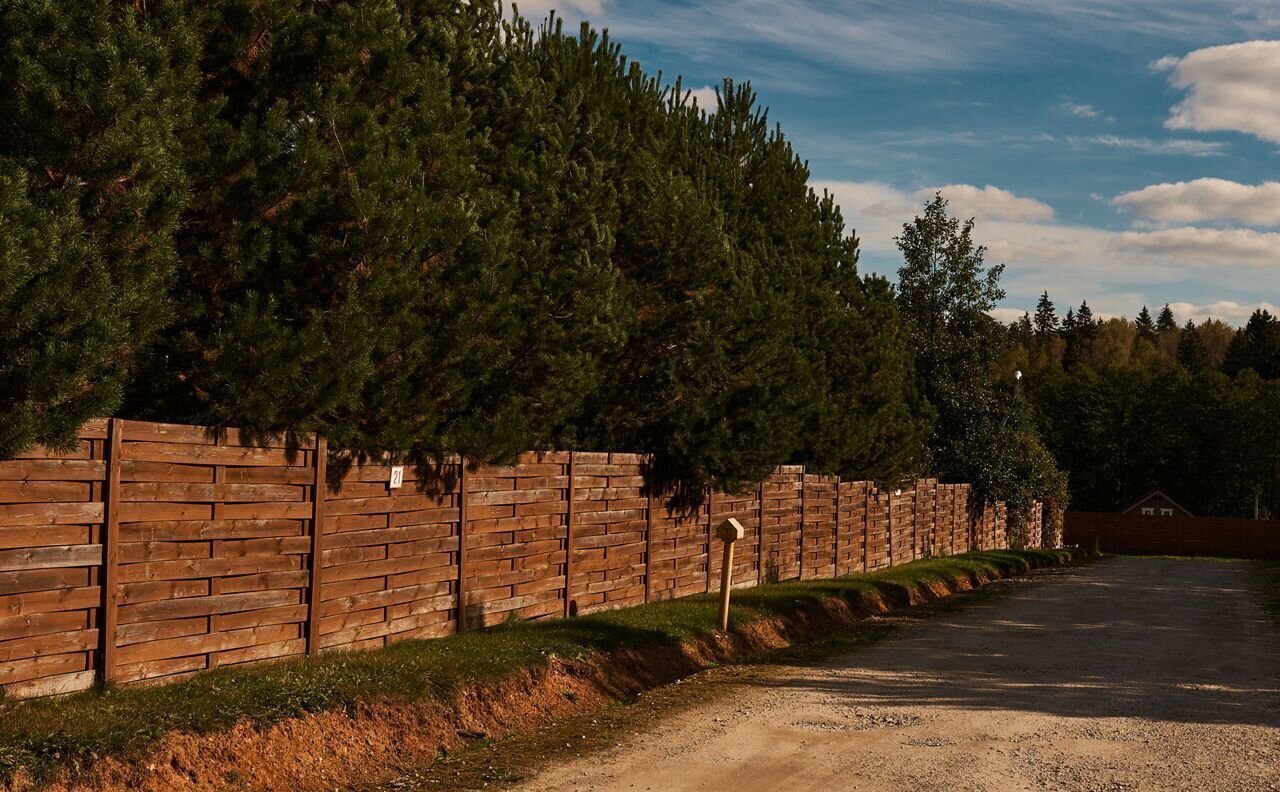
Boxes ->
[0,548,1083,782]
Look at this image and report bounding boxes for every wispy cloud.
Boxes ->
[1067,135,1227,156]
[1059,100,1114,122]
[566,1,1280,76]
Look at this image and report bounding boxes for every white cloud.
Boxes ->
[1156,40,1280,143]
[990,307,1031,325]
[1113,179,1280,226]
[685,85,720,113]
[814,181,1054,232]
[1168,300,1280,325]
[1113,227,1280,266]
[1072,135,1226,156]
[814,179,1280,326]
[918,184,1055,222]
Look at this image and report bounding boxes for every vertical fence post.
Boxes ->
[887,490,895,568]
[757,479,765,586]
[863,485,871,573]
[644,473,654,604]
[456,456,469,632]
[912,481,919,561]
[564,452,576,618]
[705,486,713,593]
[798,469,807,580]
[99,418,123,684]
[305,434,328,655]
[833,476,841,576]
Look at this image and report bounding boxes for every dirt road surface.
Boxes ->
[513,557,1280,792]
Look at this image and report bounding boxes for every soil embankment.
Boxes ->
[9,552,1081,791]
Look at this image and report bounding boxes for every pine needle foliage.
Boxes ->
[2,2,946,499]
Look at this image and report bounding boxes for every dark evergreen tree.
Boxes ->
[1135,305,1155,340]
[1156,303,1177,333]
[1177,320,1209,372]
[0,0,195,456]
[1033,291,1058,337]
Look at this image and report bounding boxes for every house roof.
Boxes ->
[1121,489,1193,517]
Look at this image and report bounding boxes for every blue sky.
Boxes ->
[518,0,1280,325]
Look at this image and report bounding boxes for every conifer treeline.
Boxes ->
[1006,298,1280,517]
[1,0,936,499]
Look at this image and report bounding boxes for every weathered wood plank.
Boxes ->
[0,545,103,572]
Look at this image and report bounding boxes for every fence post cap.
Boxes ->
[717,517,745,542]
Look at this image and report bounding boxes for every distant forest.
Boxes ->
[1006,298,1280,518]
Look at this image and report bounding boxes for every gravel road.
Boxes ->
[514,557,1280,791]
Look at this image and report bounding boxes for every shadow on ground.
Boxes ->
[755,558,1280,728]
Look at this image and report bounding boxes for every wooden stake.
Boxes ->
[564,452,576,618]
[100,418,123,684]
[305,434,328,655]
[457,457,469,632]
[716,518,744,631]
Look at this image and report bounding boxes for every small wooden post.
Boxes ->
[798,469,807,581]
[887,490,895,567]
[717,518,744,631]
[756,479,765,586]
[305,434,328,655]
[456,457,469,632]
[100,418,123,684]
[833,476,841,576]
[644,478,654,604]
[863,485,871,573]
[705,487,713,594]
[564,452,576,618]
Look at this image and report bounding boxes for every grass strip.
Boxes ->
[0,548,1084,781]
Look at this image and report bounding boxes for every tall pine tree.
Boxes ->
[0,0,195,456]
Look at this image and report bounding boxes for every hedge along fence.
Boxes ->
[0,418,1038,699]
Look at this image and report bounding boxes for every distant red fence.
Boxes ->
[1064,512,1280,559]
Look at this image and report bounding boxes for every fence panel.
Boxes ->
[571,452,648,614]
[0,416,1040,697]
[707,487,761,590]
[761,466,803,583]
[648,493,710,601]
[465,453,571,627]
[800,474,837,580]
[319,460,461,650]
[0,420,107,697]
[1065,512,1280,558]
[113,420,315,685]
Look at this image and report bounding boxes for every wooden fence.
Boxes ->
[0,418,1036,698]
[1064,511,1280,559]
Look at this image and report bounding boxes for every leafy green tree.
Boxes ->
[0,0,195,456]
[896,194,1065,517]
